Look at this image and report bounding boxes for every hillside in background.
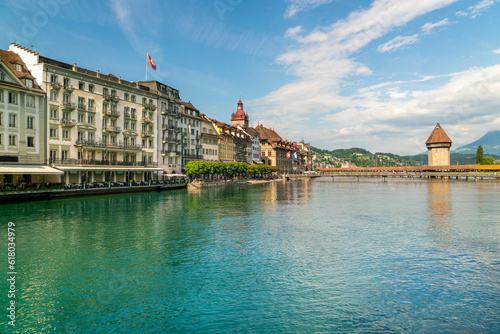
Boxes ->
[454,130,500,155]
[311,146,418,167]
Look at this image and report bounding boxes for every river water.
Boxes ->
[1,178,499,333]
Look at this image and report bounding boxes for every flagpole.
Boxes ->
[145,53,148,80]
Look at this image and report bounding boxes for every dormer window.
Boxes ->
[25,78,33,88]
[15,63,23,72]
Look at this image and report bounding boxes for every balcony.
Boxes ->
[124,112,137,120]
[142,116,154,123]
[103,110,121,117]
[63,84,74,92]
[161,151,180,157]
[161,108,180,117]
[75,139,142,150]
[162,124,181,132]
[196,144,202,149]
[51,157,156,167]
[162,137,181,144]
[87,105,96,113]
[50,82,62,90]
[141,130,154,137]
[61,119,77,127]
[183,154,202,159]
[103,93,119,103]
[102,125,121,133]
[60,102,76,110]
[142,102,157,111]
[77,103,86,111]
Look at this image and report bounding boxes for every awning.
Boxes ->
[0,165,64,175]
[252,160,264,165]
[162,173,187,177]
[54,166,163,172]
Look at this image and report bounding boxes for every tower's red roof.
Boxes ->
[426,123,452,144]
[231,99,248,121]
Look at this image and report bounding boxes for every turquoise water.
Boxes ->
[1,178,500,333]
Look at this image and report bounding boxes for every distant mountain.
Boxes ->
[454,130,500,155]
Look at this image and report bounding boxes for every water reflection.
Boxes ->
[427,180,452,244]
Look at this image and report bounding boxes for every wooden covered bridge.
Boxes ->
[286,165,500,181]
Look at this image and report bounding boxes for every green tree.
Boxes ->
[482,156,495,165]
[476,145,484,164]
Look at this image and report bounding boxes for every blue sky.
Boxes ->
[1,0,500,154]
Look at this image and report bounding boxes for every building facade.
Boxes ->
[139,81,182,175]
[0,48,62,184]
[201,116,220,162]
[255,124,296,173]
[247,127,261,164]
[180,101,202,171]
[10,43,161,184]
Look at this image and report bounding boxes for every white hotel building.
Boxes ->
[10,43,161,184]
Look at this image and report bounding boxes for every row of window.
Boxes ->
[181,117,200,127]
[201,127,215,134]
[203,138,218,145]
[49,149,139,163]
[202,148,218,156]
[0,134,35,147]
[0,113,36,129]
[220,152,233,159]
[0,90,36,106]
[50,75,156,105]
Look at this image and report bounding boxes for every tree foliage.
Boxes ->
[185,161,277,179]
[482,156,495,165]
[476,145,484,165]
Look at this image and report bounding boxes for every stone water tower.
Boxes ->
[426,123,452,166]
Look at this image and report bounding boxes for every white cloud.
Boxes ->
[308,65,500,154]
[455,0,495,19]
[421,18,450,34]
[251,0,500,154]
[285,0,336,18]
[493,48,500,54]
[377,34,419,53]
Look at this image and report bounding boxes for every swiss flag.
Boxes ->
[147,53,156,71]
[286,151,291,159]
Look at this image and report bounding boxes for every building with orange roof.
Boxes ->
[200,114,220,162]
[426,123,452,166]
[0,48,63,184]
[255,124,296,173]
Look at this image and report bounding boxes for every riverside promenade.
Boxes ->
[0,183,186,204]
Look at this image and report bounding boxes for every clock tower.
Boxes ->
[231,99,249,129]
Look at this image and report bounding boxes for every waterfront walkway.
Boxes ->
[0,182,187,204]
